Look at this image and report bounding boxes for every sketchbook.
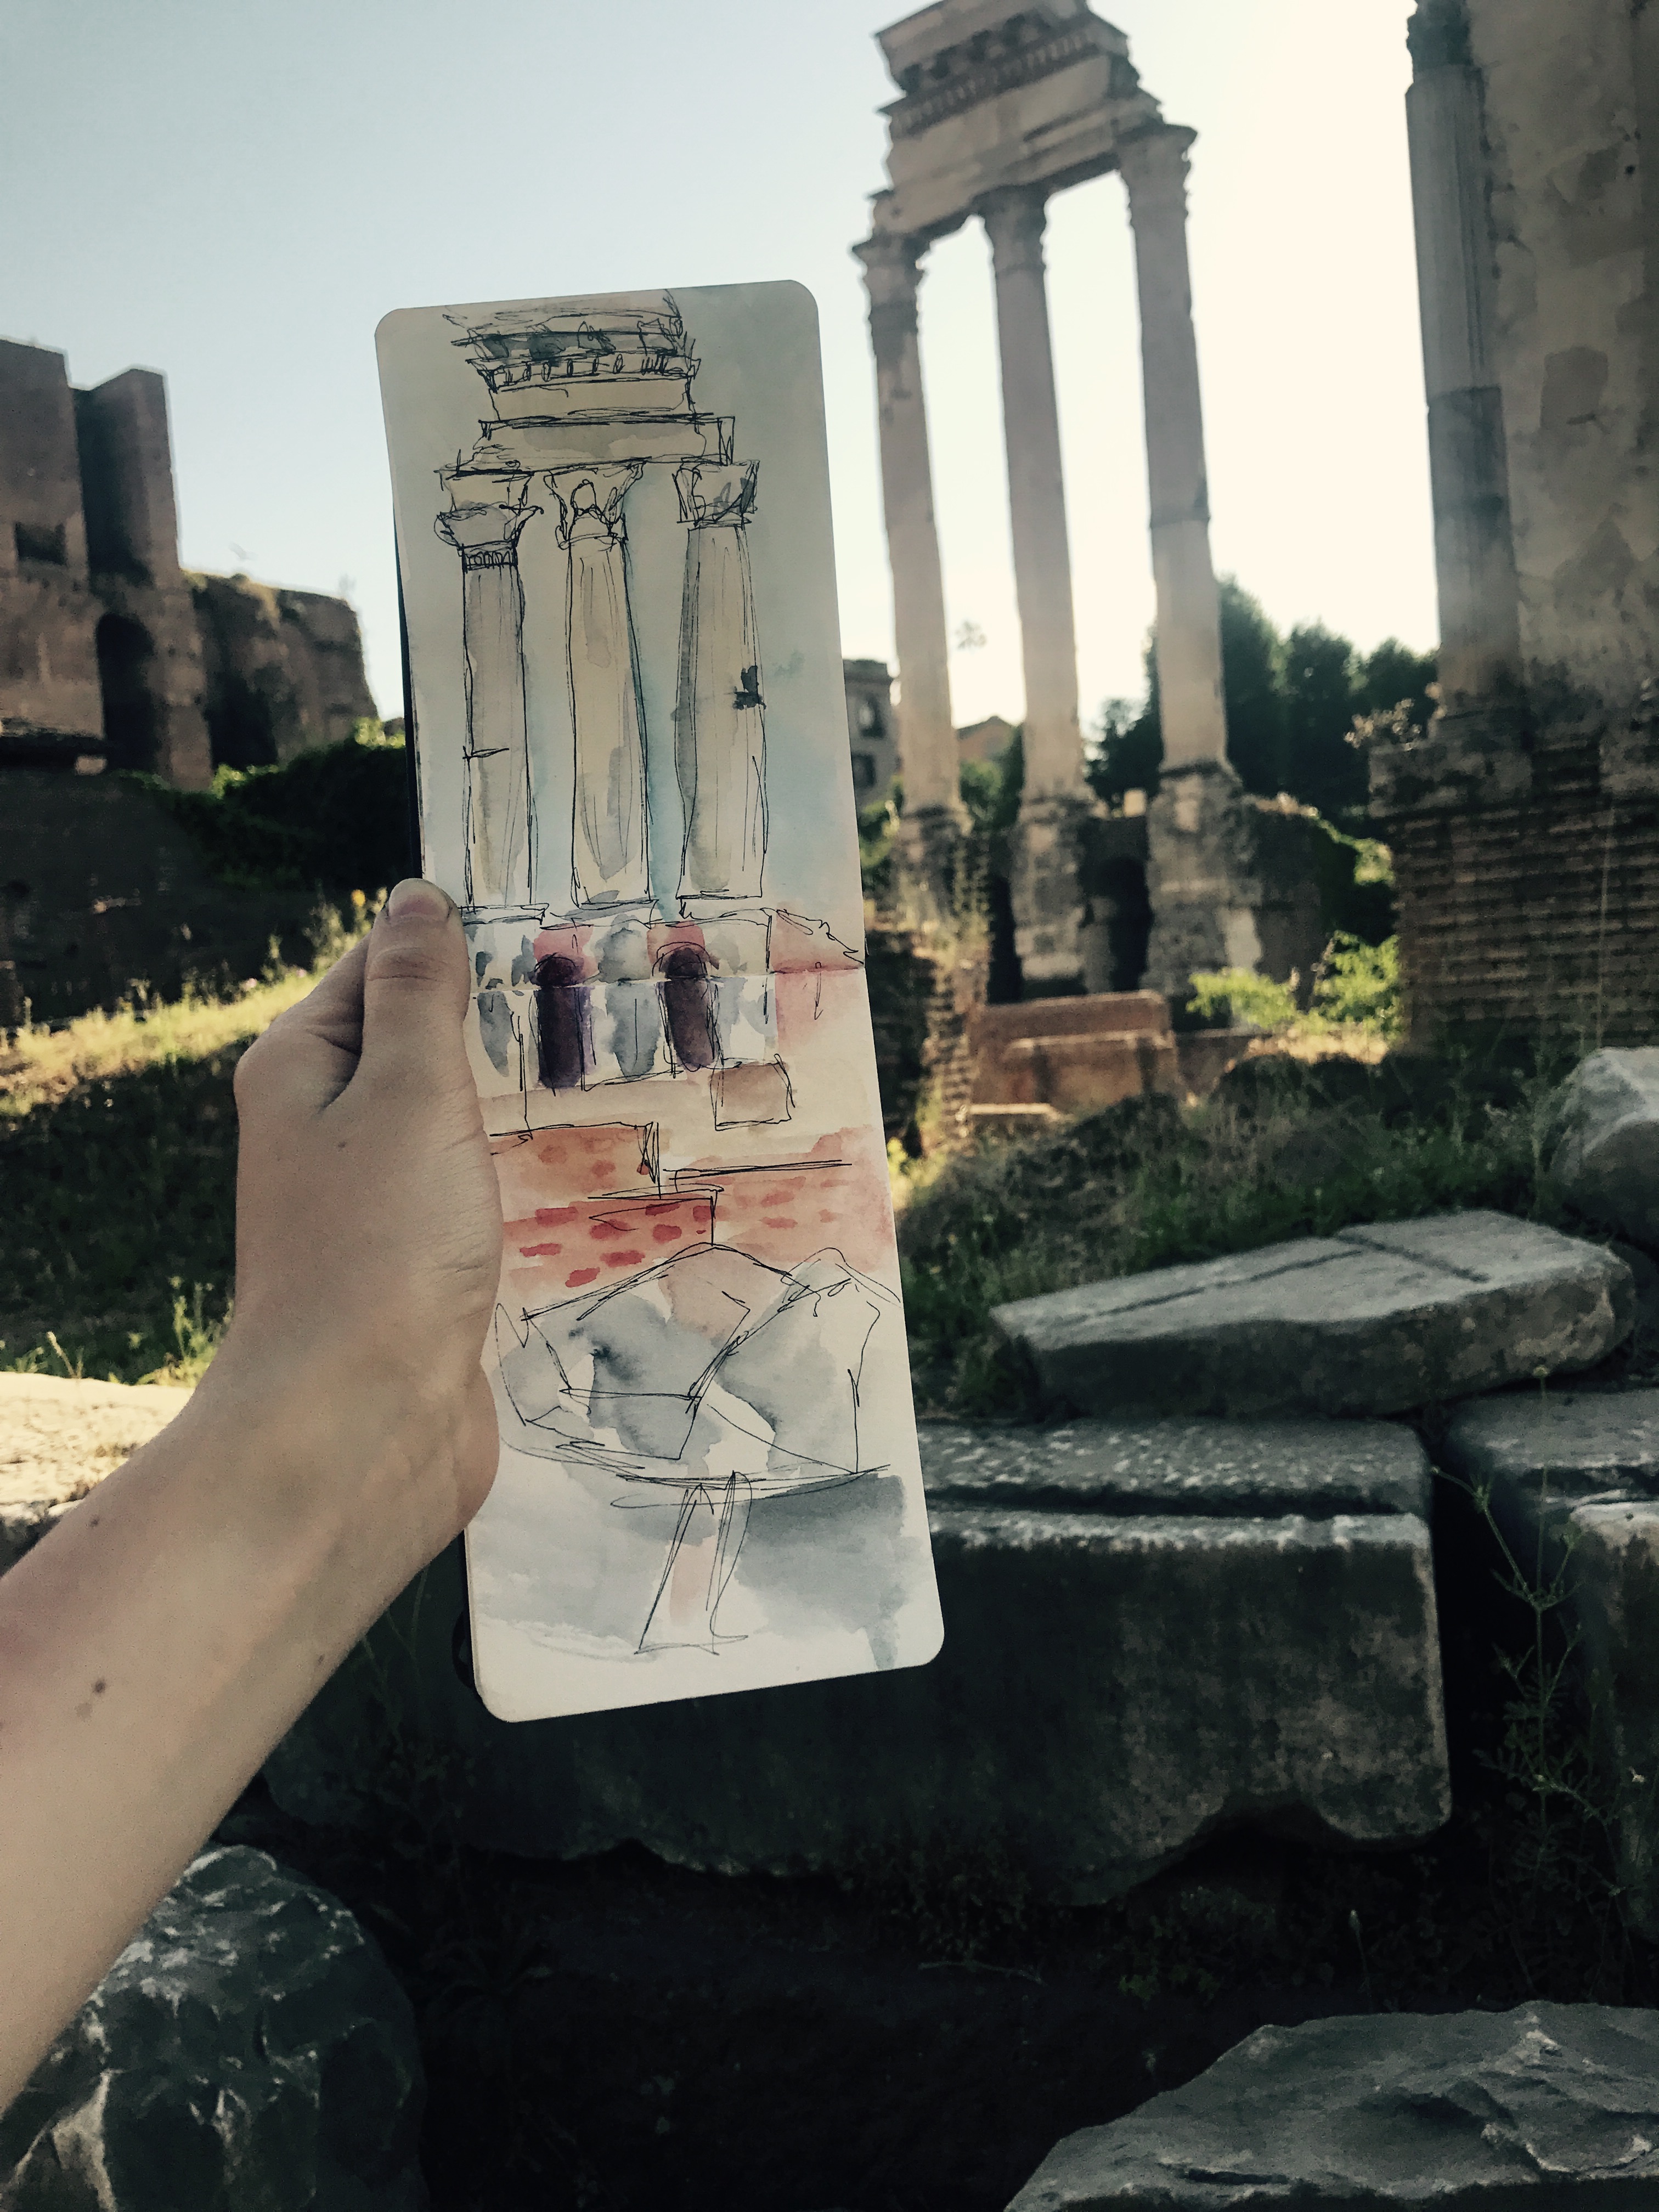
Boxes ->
[377,283,943,1723]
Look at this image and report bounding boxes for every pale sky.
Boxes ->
[1,0,1432,735]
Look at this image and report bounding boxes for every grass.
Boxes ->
[898,1048,1572,1413]
[0,961,338,1384]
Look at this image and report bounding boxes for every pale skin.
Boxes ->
[0,879,501,2109]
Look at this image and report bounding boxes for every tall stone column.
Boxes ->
[1404,7,1522,710]
[978,185,1094,990]
[1118,125,1228,774]
[854,230,966,904]
[546,464,651,911]
[673,459,768,901]
[978,186,1082,799]
[1119,125,1255,1004]
[436,473,540,909]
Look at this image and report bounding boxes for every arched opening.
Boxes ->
[660,945,718,1071]
[94,614,157,771]
[534,953,589,1091]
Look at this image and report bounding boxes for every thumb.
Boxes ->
[356,878,473,1098]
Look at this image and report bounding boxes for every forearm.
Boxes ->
[0,1372,408,2107]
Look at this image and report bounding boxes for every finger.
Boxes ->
[234,935,372,1125]
[353,879,472,1104]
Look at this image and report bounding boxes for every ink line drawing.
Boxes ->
[382,282,941,1720]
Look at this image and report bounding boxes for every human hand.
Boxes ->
[208,877,502,1599]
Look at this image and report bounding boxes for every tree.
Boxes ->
[1283,621,1364,820]
[1087,580,1435,828]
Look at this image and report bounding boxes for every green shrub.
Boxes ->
[134,723,413,895]
[898,1061,1561,1412]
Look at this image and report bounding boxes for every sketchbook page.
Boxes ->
[376,283,943,1723]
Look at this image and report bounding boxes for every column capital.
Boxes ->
[544,461,644,549]
[674,459,759,528]
[1115,121,1197,212]
[435,483,540,565]
[854,231,927,321]
[975,184,1049,275]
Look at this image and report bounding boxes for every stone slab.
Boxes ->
[921,1417,1430,1521]
[0,1371,190,1505]
[0,1373,191,1571]
[267,1420,1449,1900]
[0,1846,425,2211]
[1440,1387,1659,1937]
[1553,1047,1659,1251]
[990,1211,1633,1419]
[1008,2002,1659,2208]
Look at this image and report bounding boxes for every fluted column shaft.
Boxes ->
[1119,125,1229,772]
[546,464,651,911]
[979,186,1084,799]
[1404,35,1522,707]
[674,459,768,901]
[436,476,540,907]
[854,233,963,828]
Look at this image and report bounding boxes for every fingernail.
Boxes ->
[384,878,455,925]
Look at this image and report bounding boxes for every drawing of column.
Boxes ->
[673,459,766,901]
[436,475,540,908]
[546,464,650,910]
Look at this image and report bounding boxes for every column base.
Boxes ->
[894,804,966,926]
[1141,762,1331,1012]
[1009,791,1100,995]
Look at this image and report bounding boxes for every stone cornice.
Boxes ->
[884,23,1133,142]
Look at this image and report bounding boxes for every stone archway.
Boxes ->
[94,613,157,771]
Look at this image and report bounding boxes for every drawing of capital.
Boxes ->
[674,459,759,529]
[545,462,645,550]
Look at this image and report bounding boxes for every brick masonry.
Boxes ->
[1383,728,1659,1045]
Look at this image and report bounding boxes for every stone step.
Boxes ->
[1008,2002,1659,2208]
[266,1415,1450,1902]
[991,1211,1633,1420]
[1440,1384,1659,1936]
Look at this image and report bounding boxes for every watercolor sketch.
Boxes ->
[377,283,943,1722]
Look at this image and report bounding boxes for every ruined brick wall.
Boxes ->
[0,771,325,1028]
[190,573,377,768]
[1383,0,1659,1043]
[865,923,986,1149]
[1387,729,1659,1045]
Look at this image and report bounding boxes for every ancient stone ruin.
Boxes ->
[0,336,374,787]
[855,0,1324,1017]
[1381,0,1659,1043]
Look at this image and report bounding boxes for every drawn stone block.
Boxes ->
[465,984,532,1095]
[712,1058,793,1128]
[267,1415,1447,1897]
[991,1212,1633,1419]
[585,979,667,1086]
[710,972,774,1064]
[1440,1385,1659,1937]
[1007,2004,1659,2210]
